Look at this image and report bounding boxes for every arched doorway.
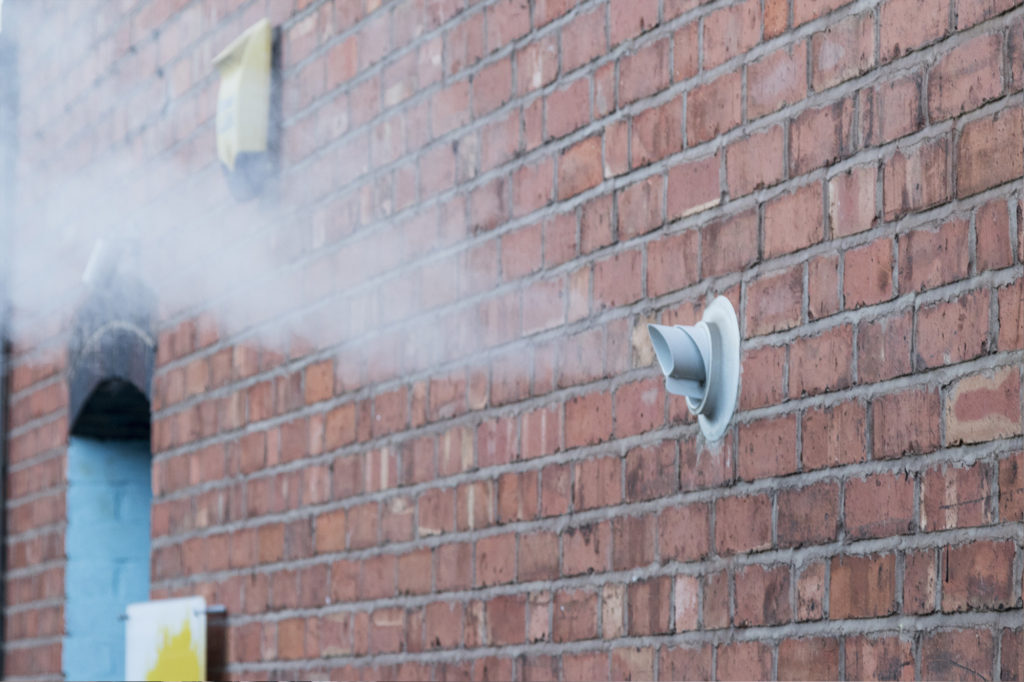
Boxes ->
[63,282,155,681]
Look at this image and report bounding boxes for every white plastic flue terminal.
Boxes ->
[648,295,740,441]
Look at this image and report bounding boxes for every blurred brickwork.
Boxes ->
[2,0,1023,679]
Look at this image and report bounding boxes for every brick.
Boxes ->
[880,0,949,61]
[425,601,463,651]
[658,502,710,562]
[660,644,713,681]
[845,472,916,539]
[565,391,612,448]
[1000,629,1022,682]
[740,345,786,410]
[945,366,1022,445]
[552,589,598,641]
[808,254,841,320]
[515,34,558,95]
[687,70,742,146]
[562,651,608,681]
[746,265,802,336]
[928,33,1003,121]
[545,77,590,139]
[943,540,1015,612]
[457,480,495,531]
[921,629,994,681]
[612,514,656,570]
[735,564,792,626]
[518,531,558,582]
[476,533,516,587]
[778,637,840,680]
[872,388,941,458]
[703,570,731,629]
[593,248,642,309]
[673,21,700,82]
[631,97,683,167]
[628,576,671,635]
[796,562,826,621]
[558,135,603,200]
[562,522,610,576]
[789,324,854,397]
[667,153,721,219]
[717,641,773,681]
[957,107,1024,198]
[715,493,772,554]
[703,0,761,69]
[619,38,671,105]
[748,41,807,119]
[647,230,700,297]
[625,441,676,501]
[791,98,855,176]
[611,647,655,681]
[617,175,664,240]
[844,237,894,308]
[915,288,990,369]
[580,193,614,254]
[737,414,799,480]
[859,74,924,145]
[999,452,1024,521]
[560,6,606,72]
[702,209,760,276]
[811,13,875,91]
[486,0,530,50]
[542,463,571,516]
[976,199,1013,272]
[680,434,736,491]
[829,164,878,237]
[830,553,897,619]
[765,181,824,257]
[726,125,785,197]
[883,136,950,219]
[904,548,938,614]
[794,0,852,24]
[497,470,537,523]
[609,0,659,45]
[898,218,970,293]
[858,311,913,384]
[778,482,840,547]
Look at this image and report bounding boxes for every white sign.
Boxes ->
[124,596,207,682]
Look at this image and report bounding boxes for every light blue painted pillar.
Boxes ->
[63,437,151,682]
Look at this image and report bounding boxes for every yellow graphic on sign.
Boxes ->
[145,619,202,682]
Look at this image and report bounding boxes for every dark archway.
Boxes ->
[64,276,156,681]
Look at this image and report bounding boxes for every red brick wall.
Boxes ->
[3,0,1023,679]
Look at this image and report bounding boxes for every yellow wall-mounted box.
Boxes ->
[213,19,273,196]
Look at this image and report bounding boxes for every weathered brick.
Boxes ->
[830,553,897,619]
[957,107,1024,198]
[687,70,742,146]
[883,136,950,219]
[945,366,1022,445]
[872,388,941,458]
[928,32,1003,121]
[715,494,772,555]
[778,637,840,680]
[737,414,799,480]
[915,288,990,369]
[703,0,761,69]
[726,125,785,198]
[844,237,894,308]
[764,181,824,257]
[845,472,916,539]
[921,629,994,681]
[748,41,807,119]
[880,0,949,61]
[810,13,875,91]
[735,564,791,626]
[898,218,970,293]
[745,265,803,336]
[791,98,855,176]
[778,482,840,547]
[789,324,854,397]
